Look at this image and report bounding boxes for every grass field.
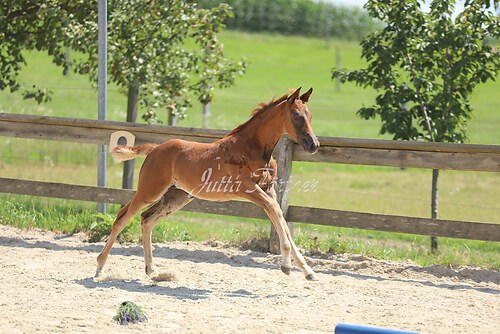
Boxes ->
[0,31,499,268]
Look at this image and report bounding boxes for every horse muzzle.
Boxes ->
[301,135,320,154]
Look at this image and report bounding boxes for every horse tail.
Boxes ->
[111,143,159,162]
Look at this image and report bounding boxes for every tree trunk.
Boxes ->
[431,169,439,252]
[168,109,178,126]
[201,82,212,128]
[122,83,139,190]
[64,47,71,76]
[202,102,210,128]
[168,111,178,126]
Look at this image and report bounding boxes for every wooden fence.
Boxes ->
[0,113,499,242]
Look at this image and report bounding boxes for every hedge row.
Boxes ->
[191,0,380,40]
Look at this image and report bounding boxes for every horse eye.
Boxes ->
[293,112,306,122]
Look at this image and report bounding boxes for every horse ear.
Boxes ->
[300,87,313,103]
[287,87,301,105]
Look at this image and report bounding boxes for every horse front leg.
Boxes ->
[266,201,317,280]
[140,187,193,278]
[285,228,317,281]
[263,200,293,275]
[265,183,317,280]
[242,184,317,280]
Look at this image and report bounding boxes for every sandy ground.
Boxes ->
[0,224,499,334]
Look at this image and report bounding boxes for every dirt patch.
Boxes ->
[0,224,498,333]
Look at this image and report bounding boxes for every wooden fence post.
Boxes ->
[431,169,440,252]
[269,136,294,254]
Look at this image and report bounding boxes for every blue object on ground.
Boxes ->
[335,323,420,334]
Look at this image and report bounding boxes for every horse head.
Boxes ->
[283,87,320,154]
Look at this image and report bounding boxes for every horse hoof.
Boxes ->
[305,273,318,281]
[280,265,292,275]
[146,269,157,278]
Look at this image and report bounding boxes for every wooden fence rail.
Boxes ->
[1,113,500,171]
[0,113,499,242]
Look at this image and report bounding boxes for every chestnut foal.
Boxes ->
[95,87,320,280]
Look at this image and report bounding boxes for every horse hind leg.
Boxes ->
[95,203,129,277]
[95,200,142,277]
[141,187,193,279]
[95,147,178,279]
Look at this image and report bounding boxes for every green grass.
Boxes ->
[290,164,500,223]
[0,30,499,269]
[294,225,500,269]
[1,193,499,269]
[0,195,96,233]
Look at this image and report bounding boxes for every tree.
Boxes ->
[333,0,500,251]
[1,0,245,123]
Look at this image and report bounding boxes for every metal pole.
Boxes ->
[97,0,107,215]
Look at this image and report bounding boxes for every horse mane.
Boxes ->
[226,93,289,137]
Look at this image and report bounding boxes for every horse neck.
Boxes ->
[233,103,287,157]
